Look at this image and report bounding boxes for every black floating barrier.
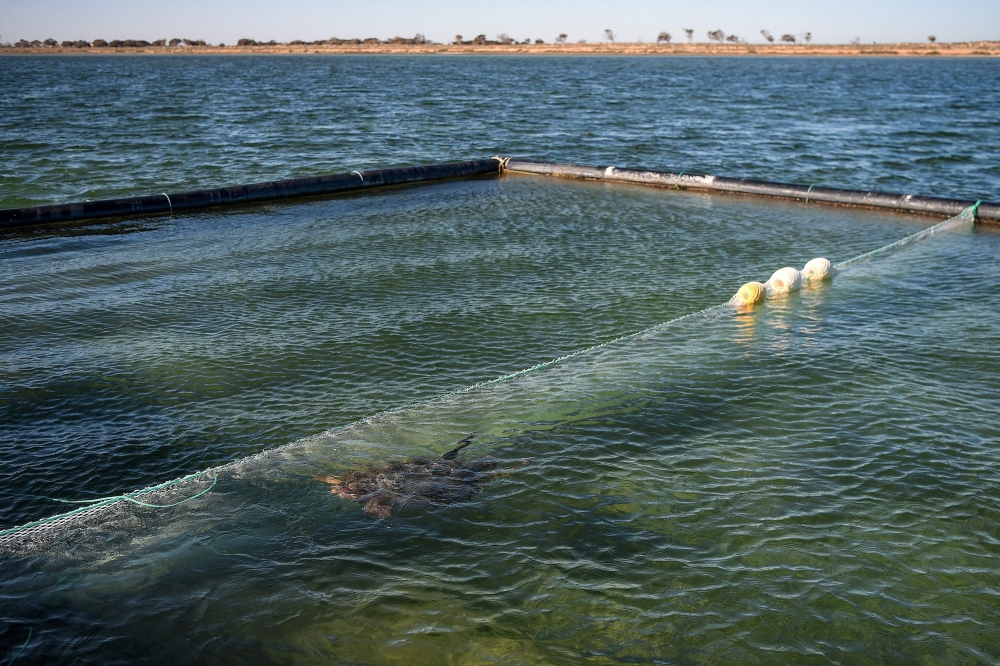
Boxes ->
[0,159,502,230]
[504,159,1000,224]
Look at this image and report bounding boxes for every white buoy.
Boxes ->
[802,257,834,281]
[765,267,802,296]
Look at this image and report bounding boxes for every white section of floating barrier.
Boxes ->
[503,159,1000,223]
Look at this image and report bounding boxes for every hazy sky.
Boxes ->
[2,0,998,45]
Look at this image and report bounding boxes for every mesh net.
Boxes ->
[0,203,980,556]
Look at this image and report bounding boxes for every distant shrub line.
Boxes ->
[5,35,440,49]
[3,32,959,49]
[10,38,211,48]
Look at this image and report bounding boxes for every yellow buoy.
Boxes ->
[802,257,833,281]
[732,281,766,307]
[766,267,802,295]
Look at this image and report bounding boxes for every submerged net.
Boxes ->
[0,203,981,555]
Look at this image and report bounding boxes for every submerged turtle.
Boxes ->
[316,433,529,518]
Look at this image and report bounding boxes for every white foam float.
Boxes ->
[764,267,802,297]
[729,257,838,307]
[802,257,834,281]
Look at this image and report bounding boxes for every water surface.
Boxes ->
[1,56,999,664]
[2,56,999,207]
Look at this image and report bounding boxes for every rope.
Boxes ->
[835,202,978,271]
[47,471,218,508]
[674,172,685,190]
[0,470,217,539]
[454,303,728,391]
[351,171,364,184]
[805,184,815,204]
[161,193,173,217]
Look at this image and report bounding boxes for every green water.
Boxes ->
[3,178,999,663]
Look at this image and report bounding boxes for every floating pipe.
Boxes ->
[503,159,1000,224]
[5,157,998,229]
[0,159,502,230]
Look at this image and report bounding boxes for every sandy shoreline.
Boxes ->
[2,41,999,57]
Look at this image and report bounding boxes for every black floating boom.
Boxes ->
[4,157,998,230]
[503,159,1000,223]
[0,159,502,230]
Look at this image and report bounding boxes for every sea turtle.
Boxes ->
[316,434,529,518]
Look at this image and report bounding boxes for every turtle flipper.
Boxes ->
[442,433,476,460]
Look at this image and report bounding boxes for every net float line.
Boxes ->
[502,159,1000,224]
[0,159,503,230]
[3,156,997,230]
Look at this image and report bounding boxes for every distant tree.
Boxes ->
[657,32,671,43]
[497,33,514,44]
[454,35,462,44]
[802,32,812,43]
[237,39,256,46]
[726,34,741,43]
[414,34,427,44]
[684,28,694,42]
[760,30,774,43]
[93,39,109,47]
[707,30,725,43]
[43,38,57,47]
[928,35,936,43]
[850,36,861,45]
[604,29,615,42]
[781,34,796,43]
[473,34,487,44]
[168,38,181,46]
[535,38,544,44]
[556,33,567,43]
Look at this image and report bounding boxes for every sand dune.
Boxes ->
[4,41,999,57]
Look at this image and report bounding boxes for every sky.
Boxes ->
[2,0,998,45]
